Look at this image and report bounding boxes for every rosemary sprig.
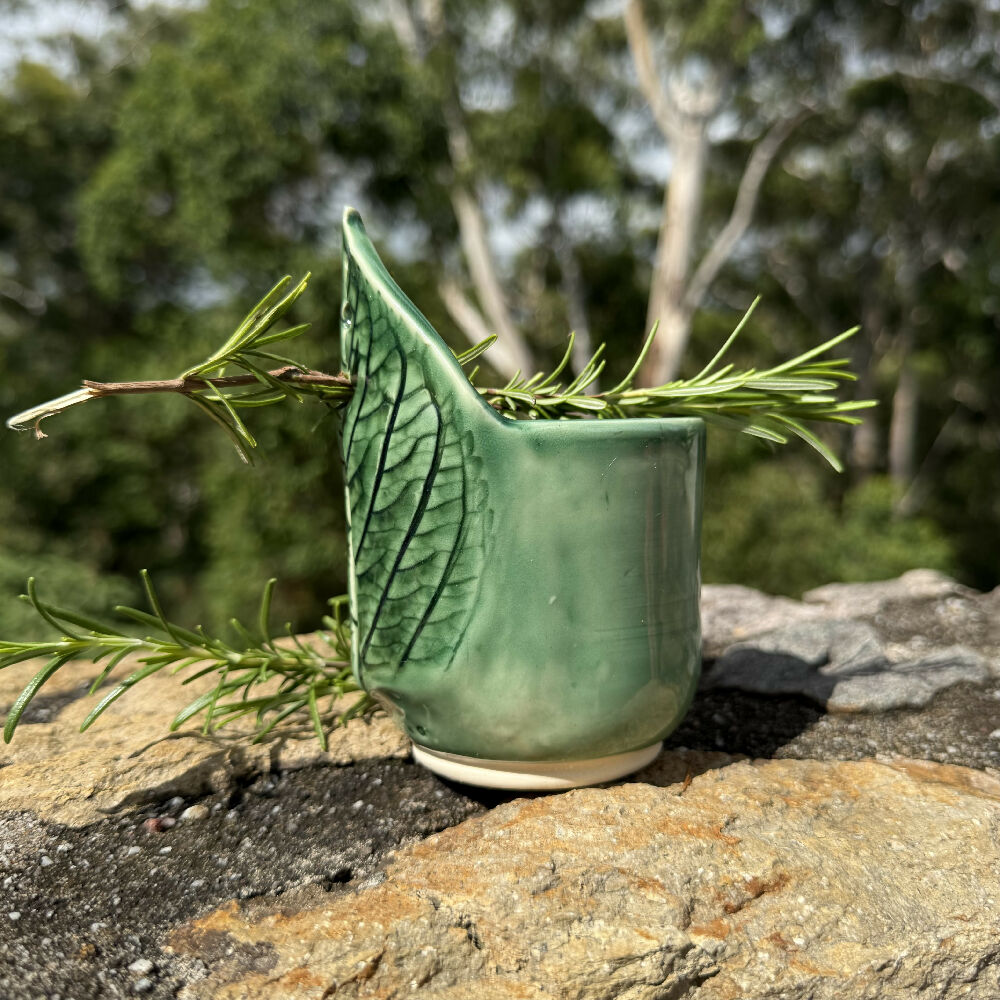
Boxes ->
[6,282,873,469]
[473,299,875,472]
[0,572,373,746]
[6,274,354,462]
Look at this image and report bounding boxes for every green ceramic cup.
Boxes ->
[340,209,704,789]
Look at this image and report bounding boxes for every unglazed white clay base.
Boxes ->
[411,741,663,791]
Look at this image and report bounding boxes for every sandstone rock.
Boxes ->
[0,657,408,827]
[802,568,973,618]
[702,570,989,662]
[700,584,830,656]
[705,620,995,711]
[169,754,1000,1000]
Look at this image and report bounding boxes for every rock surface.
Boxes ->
[701,568,996,656]
[170,755,1000,1000]
[2,570,1000,999]
[0,658,409,827]
[702,571,1000,711]
[802,568,976,619]
[0,759,486,1000]
[705,620,994,711]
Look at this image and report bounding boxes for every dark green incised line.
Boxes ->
[354,346,407,564]
[360,407,444,666]
[399,447,469,671]
[340,298,371,474]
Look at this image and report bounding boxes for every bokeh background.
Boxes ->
[1,0,997,637]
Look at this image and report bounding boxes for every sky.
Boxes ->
[0,0,195,77]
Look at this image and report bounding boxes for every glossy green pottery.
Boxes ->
[339,209,704,788]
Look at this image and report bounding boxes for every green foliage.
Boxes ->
[76,0,444,300]
[0,548,131,642]
[702,438,956,597]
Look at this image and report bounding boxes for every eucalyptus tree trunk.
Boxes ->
[641,122,708,386]
[849,300,884,476]
[550,204,597,383]
[446,173,534,376]
[386,0,534,378]
[888,325,918,487]
[624,0,806,387]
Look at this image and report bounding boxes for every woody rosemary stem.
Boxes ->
[82,367,354,396]
[6,366,355,442]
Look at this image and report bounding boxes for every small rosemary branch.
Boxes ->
[81,369,353,397]
[472,300,873,471]
[0,572,372,745]
[7,274,353,463]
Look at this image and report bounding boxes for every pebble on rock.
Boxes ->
[143,817,176,833]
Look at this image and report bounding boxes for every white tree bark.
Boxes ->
[888,327,918,486]
[386,0,534,378]
[625,0,805,386]
[447,183,534,375]
[640,120,708,385]
[436,277,530,376]
[550,205,596,382]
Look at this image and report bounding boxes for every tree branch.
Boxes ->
[438,277,531,376]
[552,221,596,384]
[0,276,46,315]
[446,185,532,376]
[82,367,352,396]
[623,0,682,139]
[387,0,534,378]
[683,111,810,314]
[896,406,962,516]
[868,55,1000,114]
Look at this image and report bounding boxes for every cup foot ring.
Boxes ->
[411,741,663,791]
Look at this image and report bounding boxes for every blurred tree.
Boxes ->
[1,0,997,644]
[0,48,143,636]
[78,0,630,379]
[738,0,1000,589]
[701,433,956,598]
[619,0,810,385]
[0,11,351,633]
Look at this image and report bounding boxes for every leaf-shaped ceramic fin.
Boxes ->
[339,209,491,684]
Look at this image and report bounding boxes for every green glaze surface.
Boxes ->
[339,208,705,761]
